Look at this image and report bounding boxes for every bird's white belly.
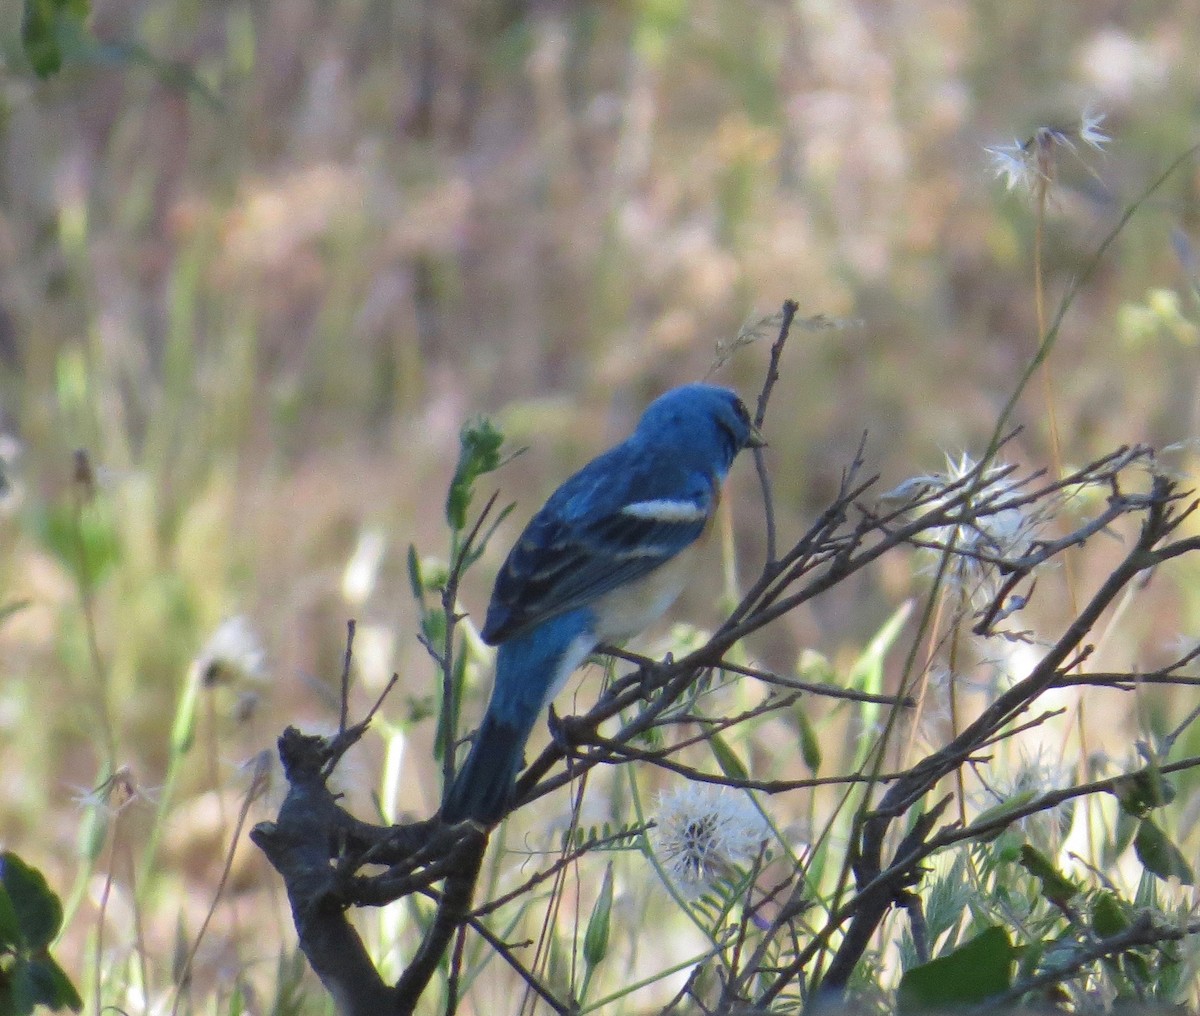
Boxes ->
[589,541,700,644]
[541,631,602,709]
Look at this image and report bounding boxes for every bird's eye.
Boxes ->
[734,398,751,425]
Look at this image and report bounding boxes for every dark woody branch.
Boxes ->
[512,449,1167,816]
[783,475,1193,1004]
[249,729,396,1016]
[254,462,1191,1016]
[254,307,1197,1015]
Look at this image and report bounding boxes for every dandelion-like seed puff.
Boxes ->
[936,454,1036,565]
[653,784,769,899]
[196,615,268,687]
[986,107,1110,194]
[193,615,270,724]
[974,744,1075,846]
[897,451,1063,608]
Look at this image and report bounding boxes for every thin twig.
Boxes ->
[441,490,501,795]
[172,754,270,1016]
[338,619,356,736]
[714,657,914,706]
[464,914,571,1015]
[752,298,797,565]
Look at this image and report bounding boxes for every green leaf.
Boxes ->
[707,730,748,782]
[897,926,1014,1013]
[445,418,505,531]
[33,500,121,589]
[848,601,911,691]
[1,853,63,950]
[421,608,447,647]
[22,0,91,78]
[972,789,1037,842]
[169,670,201,757]
[1122,948,1152,987]
[582,863,614,971]
[26,956,82,1012]
[76,788,110,866]
[405,549,451,600]
[1091,890,1131,937]
[1114,767,1175,818]
[8,960,39,1015]
[1103,807,1140,868]
[848,600,911,769]
[406,544,424,603]
[0,885,21,948]
[459,501,515,570]
[422,558,450,592]
[923,853,968,944]
[795,707,821,774]
[1018,844,1079,906]
[1134,818,1194,884]
[992,827,1024,863]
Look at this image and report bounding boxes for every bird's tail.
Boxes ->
[442,609,597,825]
[442,710,530,825]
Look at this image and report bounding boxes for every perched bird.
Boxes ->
[442,383,763,825]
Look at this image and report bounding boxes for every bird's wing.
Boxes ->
[481,449,716,644]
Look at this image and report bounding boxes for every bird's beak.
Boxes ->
[746,424,767,449]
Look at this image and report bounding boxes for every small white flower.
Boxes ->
[196,615,268,687]
[653,784,769,899]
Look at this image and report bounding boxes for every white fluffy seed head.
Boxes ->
[652,784,769,899]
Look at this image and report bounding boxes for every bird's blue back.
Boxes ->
[482,383,753,644]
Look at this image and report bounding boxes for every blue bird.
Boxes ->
[442,383,764,825]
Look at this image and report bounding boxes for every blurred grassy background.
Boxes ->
[1,0,1199,1011]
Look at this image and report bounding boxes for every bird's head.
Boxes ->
[635,384,765,468]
